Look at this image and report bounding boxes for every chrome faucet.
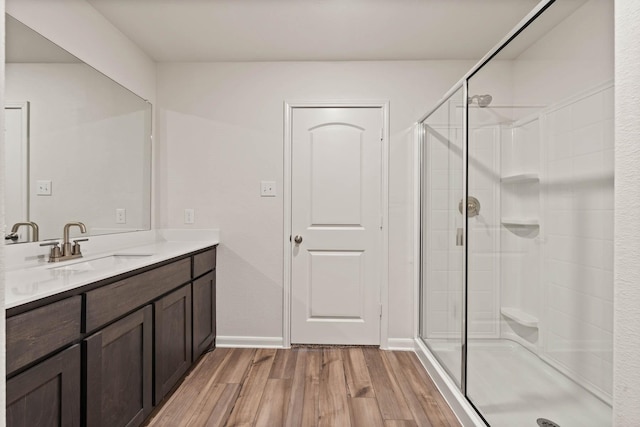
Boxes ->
[7,222,39,242]
[40,221,88,262]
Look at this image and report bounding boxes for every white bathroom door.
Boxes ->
[290,107,383,345]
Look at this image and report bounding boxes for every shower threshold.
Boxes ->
[424,339,611,427]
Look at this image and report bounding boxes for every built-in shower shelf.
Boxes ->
[501,307,539,328]
[500,173,539,184]
[501,218,539,226]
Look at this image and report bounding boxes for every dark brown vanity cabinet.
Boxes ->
[154,285,192,404]
[6,344,81,427]
[5,245,217,427]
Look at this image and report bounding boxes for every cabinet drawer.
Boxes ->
[85,258,190,332]
[193,247,216,278]
[6,296,82,374]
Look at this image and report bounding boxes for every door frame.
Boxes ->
[5,102,30,230]
[283,100,390,348]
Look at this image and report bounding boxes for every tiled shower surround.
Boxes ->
[423,83,614,408]
[542,84,614,399]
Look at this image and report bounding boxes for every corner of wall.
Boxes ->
[614,0,640,423]
[0,0,7,418]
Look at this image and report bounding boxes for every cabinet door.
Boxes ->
[154,285,192,404]
[7,344,81,427]
[85,306,152,427]
[192,271,216,361]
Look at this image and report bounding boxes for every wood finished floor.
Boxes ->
[145,347,461,427]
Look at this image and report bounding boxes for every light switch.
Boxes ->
[37,180,52,196]
[261,181,276,197]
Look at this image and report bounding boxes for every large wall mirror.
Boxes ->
[4,14,152,243]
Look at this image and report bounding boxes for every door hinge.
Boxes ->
[380,128,384,141]
[379,304,383,317]
[380,215,383,230]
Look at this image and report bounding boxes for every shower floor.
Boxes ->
[424,339,611,427]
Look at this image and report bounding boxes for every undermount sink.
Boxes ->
[49,253,154,272]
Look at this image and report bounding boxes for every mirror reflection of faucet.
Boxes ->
[6,222,39,242]
[39,222,88,262]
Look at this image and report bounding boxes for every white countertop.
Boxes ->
[5,229,220,309]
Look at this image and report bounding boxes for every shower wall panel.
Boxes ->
[424,125,463,339]
[542,84,614,400]
[467,126,500,338]
[499,116,542,350]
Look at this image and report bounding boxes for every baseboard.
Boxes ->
[386,338,417,351]
[216,336,284,348]
[414,339,485,427]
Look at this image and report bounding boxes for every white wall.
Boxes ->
[6,63,151,240]
[614,0,640,423]
[5,0,156,103]
[156,60,474,344]
[512,0,614,106]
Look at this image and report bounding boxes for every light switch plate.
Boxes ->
[261,181,276,197]
[37,180,52,196]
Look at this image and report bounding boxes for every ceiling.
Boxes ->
[86,0,546,62]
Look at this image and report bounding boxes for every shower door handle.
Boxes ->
[456,228,464,246]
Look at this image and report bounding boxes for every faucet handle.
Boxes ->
[39,241,60,247]
[71,238,89,256]
[40,241,61,262]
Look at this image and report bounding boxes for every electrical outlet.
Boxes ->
[37,180,52,196]
[184,209,195,224]
[261,181,276,197]
[116,208,126,224]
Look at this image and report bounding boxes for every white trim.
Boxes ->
[283,102,293,349]
[283,100,390,349]
[541,80,613,116]
[414,339,486,427]
[386,338,416,351]
[216,336,284,349]
[413,124,422,340]
[4,102,30,231]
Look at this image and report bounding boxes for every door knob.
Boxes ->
[294,235,303,244]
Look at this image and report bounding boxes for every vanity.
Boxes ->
[3,11,218,427]
[5,231,219,427]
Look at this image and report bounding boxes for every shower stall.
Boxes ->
[418,0,613,426]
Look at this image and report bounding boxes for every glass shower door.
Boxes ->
[420,85,466,387]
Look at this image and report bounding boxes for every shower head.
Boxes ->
[468,94,493,108]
